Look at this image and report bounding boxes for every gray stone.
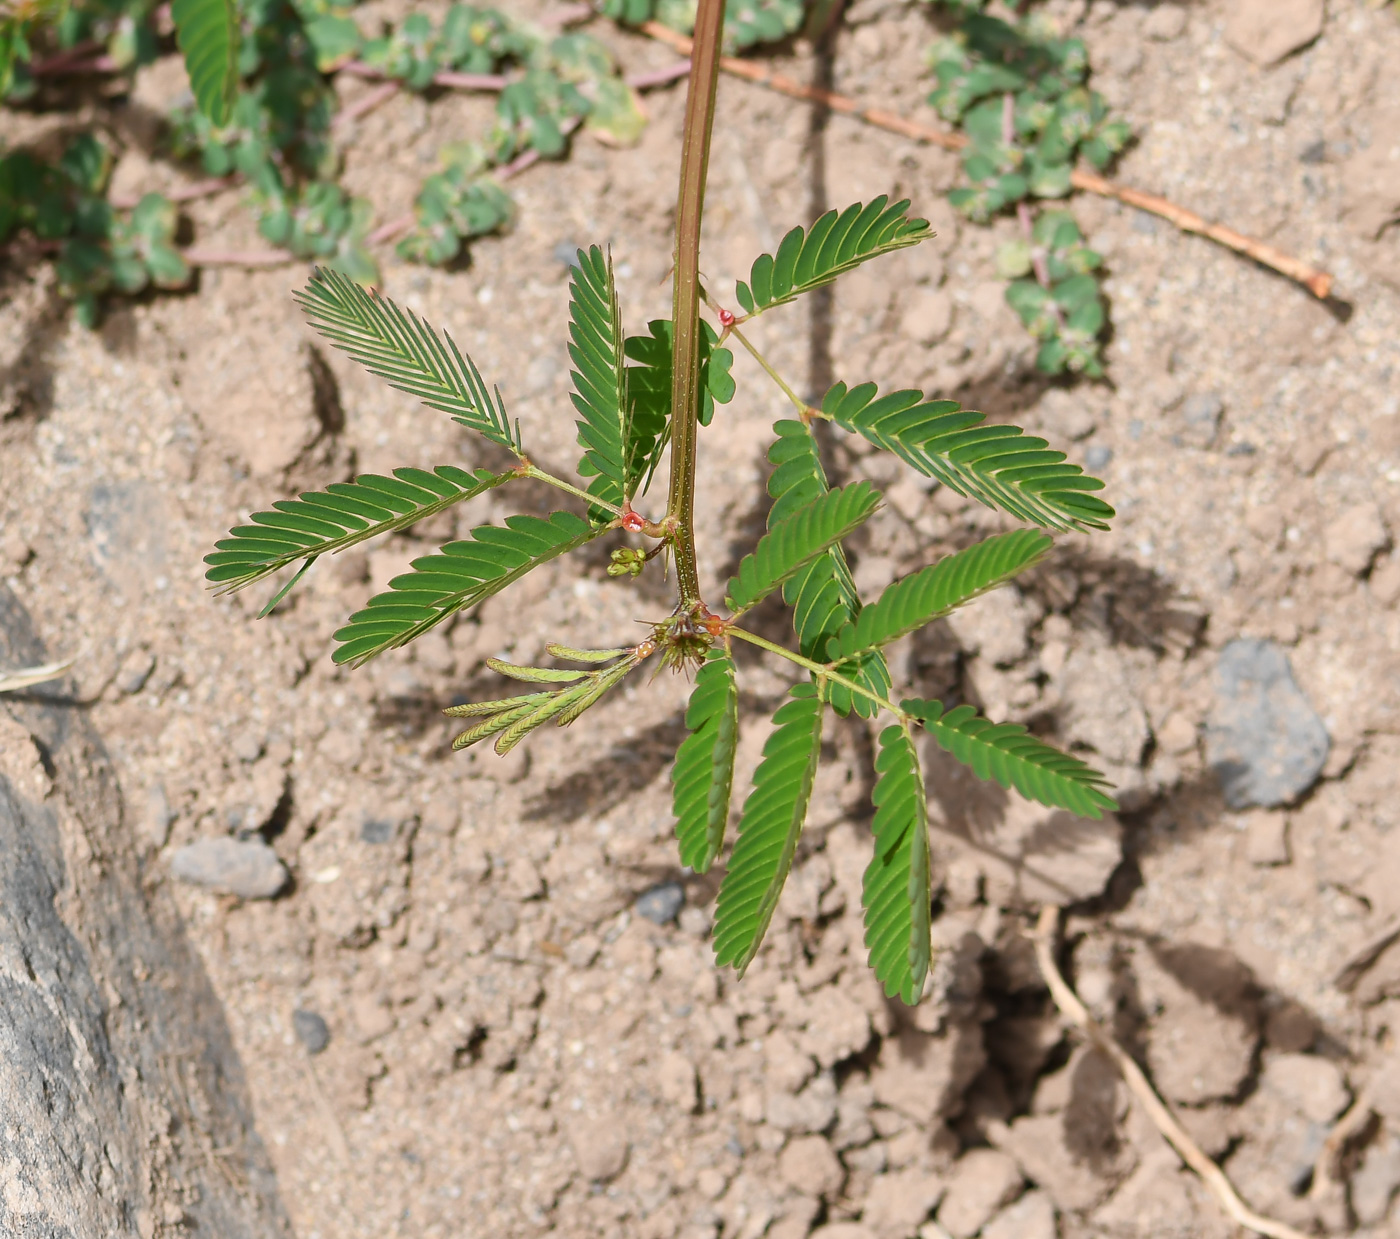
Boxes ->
[1206,639,1329,808]
[636,880,684,924]
[170,836,288,899]
[115,648,156,694]
[0,583,289,1238]
[292,1009,330,1055]
[1179,393,1223,447]
[1085,444,1113,470]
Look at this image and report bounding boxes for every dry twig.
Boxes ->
[0,657,75,693]
[1033,905,1311,1239]
[640,22,1334,300]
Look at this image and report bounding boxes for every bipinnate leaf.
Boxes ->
[905,699,1117,818]
[713,684,824,974]
[295,267,519,453]
[726,482,880,614]
[568,246,630,515]
[204,465,509,594]
[672,651,739,873]
[821,381,1114,533]
[171,0,239,126]
[828,530,1052,661]
[767,420,890,718]
[863,725,932,1004]
[332,512,599,665]
[736,197,931,317]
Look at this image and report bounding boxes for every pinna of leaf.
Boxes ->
[207,189,1116,1006]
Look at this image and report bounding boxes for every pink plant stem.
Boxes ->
[431,70,509,91]
[539,3,594,27]
[181,248,297,267]
[627,61,692,90]
[367,215,415,246]
[334,80,401,129]
[338,61,508,91]
[27,41,103,75]
[497,115,583,181]
[32,53,119,76]
[109,175,239,211]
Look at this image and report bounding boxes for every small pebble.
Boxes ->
[1084,445,1113,470]
[360,817,394,844]
[169,836,288,899]
[553,242,582,268]
[293,1008,330,1055]
[116,649,156,695]
[636,881,685,924]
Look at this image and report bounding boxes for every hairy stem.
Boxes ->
[665,0,725,610]
[522,464,624,519]
[725,321,816,419]
[727,625,898,718]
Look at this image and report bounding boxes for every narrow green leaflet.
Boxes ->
[171,0,239,126]
[821,381,1114,533]
[295,268,519,452]
[726,481,880,614]
[568,246,630,515]
[863,725,932,1005]
[906,699,1117,819]
[828,529,1052,662]
[767,419,890,718]
[713,684,824,974]
[671,651,739,873]
[735,197,931,317]
[332,512,598,665]
[204,466,509,594]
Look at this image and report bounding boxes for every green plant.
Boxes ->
[1,2,802,322]
[207,0,1118,1003]
[924,2,1130,376]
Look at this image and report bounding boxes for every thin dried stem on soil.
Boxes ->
[179,247,297,267]
[109,174,240,210]
[639,22,1335,300]
[1032,905,1312,1239]
[0,657,75,693]
[1309,1085,1374,1201]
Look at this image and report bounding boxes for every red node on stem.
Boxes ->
[621,506,646,533]
[717,307,736,328]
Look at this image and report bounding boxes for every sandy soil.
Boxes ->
[4,1,1400,1236]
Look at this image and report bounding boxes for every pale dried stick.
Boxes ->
[1033,905,1311,1239]
[180,247,297,267]
[0,657,75,693]
[1309,1084,1373,1201]
[639,21,1334,300]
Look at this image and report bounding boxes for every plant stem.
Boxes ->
[665,0,725,611]
[727,624,900,719]
[725,321,816,419]
[522,464,624,519]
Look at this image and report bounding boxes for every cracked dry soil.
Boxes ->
[4,1,1400,1237]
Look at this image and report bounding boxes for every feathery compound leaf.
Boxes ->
[569,246,630,515]
[863,725,933,1005]
[295,267,518,452]
[768,420,890,719]
[822,382,1114,533]
[829,530,1052,662]
[713,684,824,974]
[735,197,931,316]
[171,0,239,126]
[906,699,1117,818]
[332,512,598,666]
[726,482,881,614]
[204,466,509,595]
[671,651,739,873]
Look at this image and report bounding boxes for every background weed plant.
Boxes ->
[2,0,1127,371]
[204,0,1119,1002]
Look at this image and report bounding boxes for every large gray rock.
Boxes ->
[0,585,289,1238]
[1205,639,1329,808]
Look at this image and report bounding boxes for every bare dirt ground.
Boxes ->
[4,1,1400,1236]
